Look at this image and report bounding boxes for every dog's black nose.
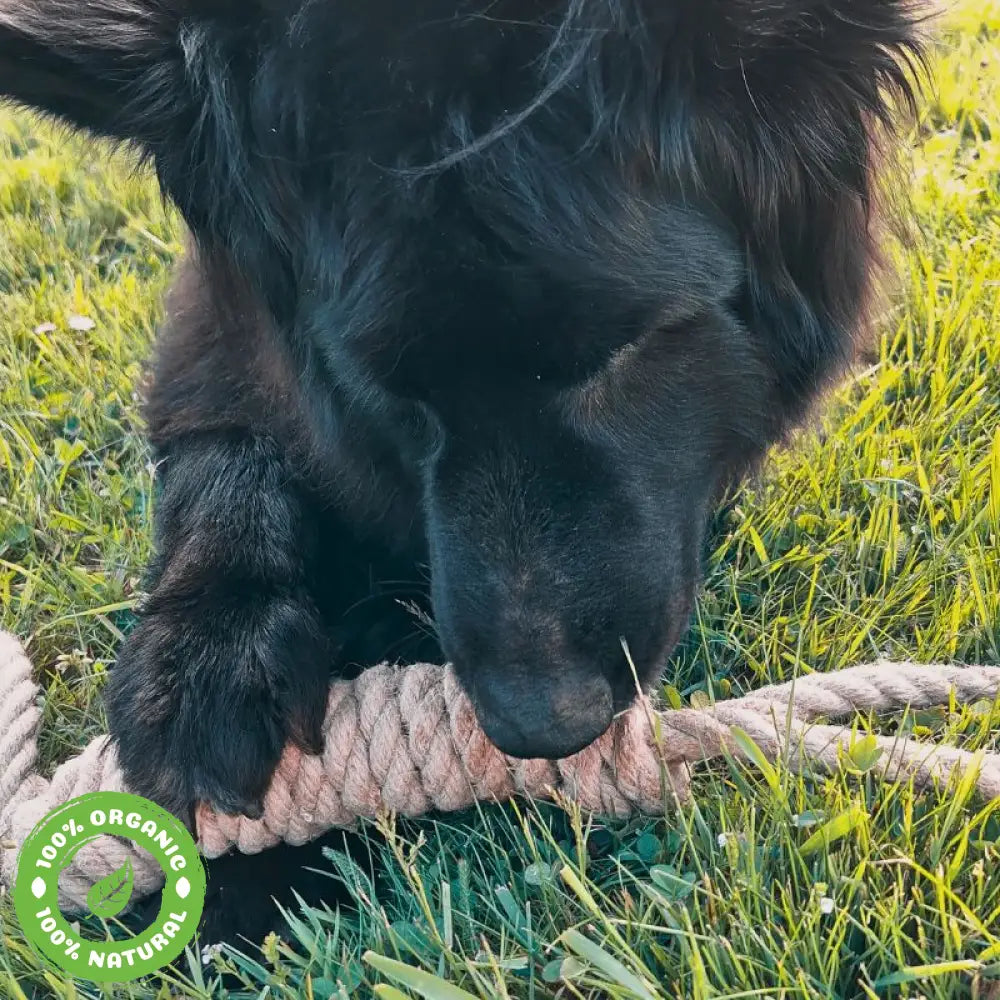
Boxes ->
[470,668,615,760]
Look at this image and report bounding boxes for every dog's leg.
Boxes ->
[105,430,332,819]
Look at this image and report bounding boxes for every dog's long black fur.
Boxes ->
[1,0,923,946]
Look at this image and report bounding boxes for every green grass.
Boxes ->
[2,3,999,997]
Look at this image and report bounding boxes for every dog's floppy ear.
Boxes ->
[0,1,185,142]
[0,0,281,146]
[644,0,927,135]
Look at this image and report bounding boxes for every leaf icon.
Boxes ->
[86,858,135,919]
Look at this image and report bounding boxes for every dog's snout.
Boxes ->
[471,668,615,760]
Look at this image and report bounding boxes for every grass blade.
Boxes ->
[800,805,867,856]
[363,952,479,1000]
[872,959,980,988]
[558,929,660,1000]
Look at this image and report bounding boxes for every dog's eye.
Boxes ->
[410,400,446,453]
[598,340,644,377]
[558,333,652,426]
[579,333,650,391]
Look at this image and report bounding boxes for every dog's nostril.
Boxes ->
[472,670,615,760]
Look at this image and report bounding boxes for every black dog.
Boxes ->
[1,0,922,945]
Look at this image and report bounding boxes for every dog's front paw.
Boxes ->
[105,590,330,819]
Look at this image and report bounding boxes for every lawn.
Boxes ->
[1,2,999,997]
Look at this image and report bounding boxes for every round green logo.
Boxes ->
[12,791,206,983]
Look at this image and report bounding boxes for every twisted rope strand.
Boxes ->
[2,630,998,913]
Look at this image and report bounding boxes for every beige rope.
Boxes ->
[2,629,999,913]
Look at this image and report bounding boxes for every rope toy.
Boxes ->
[2,629,1000,913]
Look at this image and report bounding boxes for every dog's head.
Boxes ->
[359,191,760,756]
[0,0,924,758]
